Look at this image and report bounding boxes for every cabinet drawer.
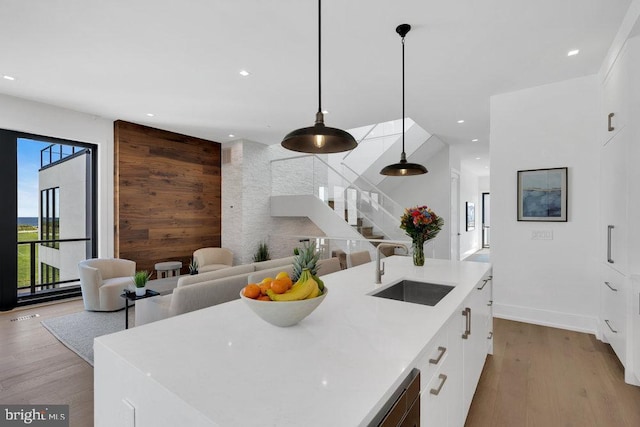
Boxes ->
[601,271,627,364]
[415,328,449,389]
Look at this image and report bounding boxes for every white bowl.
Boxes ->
[239,288,328,327]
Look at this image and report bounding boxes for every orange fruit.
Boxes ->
[270,279,289,294]
[279,276,293,290]
[243,284,261,299]
[275,271,290,280]
[259,281,271,295]
[261,277,274,285]
[257,295,271,301]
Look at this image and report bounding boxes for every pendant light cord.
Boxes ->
[401,33,406,155]
[318,0,322,114]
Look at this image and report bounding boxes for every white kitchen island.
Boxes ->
[94,256,492,426]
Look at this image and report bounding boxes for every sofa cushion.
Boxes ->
[169,273,252,316]
[199,264,233,273]
[253,256,295,271]
[177,264,255,288]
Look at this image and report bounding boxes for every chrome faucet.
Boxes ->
[375,243,409,284]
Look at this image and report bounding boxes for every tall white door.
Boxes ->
[450,172,460,260]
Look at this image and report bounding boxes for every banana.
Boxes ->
[268,269,316,301]
[305,282,321,299]
[312,275,324,291]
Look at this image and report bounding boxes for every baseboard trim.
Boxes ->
[493,303,599,335]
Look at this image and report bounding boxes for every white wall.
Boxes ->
[221,140,324,264]
[379,139,451,259]
[0,93,114,257]
[490,74,600,333]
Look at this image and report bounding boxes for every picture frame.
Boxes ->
[466,202,475,231]
[517,167,568,222]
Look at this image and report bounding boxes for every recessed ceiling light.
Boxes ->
[322,110,329,114]
[567,49,580,57]
[239,70,250,77]
[457,119,465,124]
[3,75,15,81]
[228,134,235,138]
[471,138,478,142]
[475,157,481,160]
[146,113,154,117]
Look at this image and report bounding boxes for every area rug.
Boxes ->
[41,308,130,366]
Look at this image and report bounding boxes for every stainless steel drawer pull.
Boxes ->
[430,374,448,396]
[607,225,615,264]
[604,281,618,292]
[487,300,493,306]
[429,346,447,365]
[477,279,488,290]
[604,319,618,333]
[487,331,493,340]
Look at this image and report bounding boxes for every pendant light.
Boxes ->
[281,0,357,154]
[380,24,428,176]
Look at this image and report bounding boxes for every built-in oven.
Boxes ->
[369,368,420,427]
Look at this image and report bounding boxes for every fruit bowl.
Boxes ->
[239,288,328,327]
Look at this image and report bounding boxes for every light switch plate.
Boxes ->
[531,230,553,240]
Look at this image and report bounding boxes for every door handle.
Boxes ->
[608,112,615,132]
[607,225,615,264]
[604,281,618,292]
[461,307,471,339]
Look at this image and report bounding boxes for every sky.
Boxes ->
[17,138,51,217]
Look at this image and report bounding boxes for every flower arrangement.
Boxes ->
[400,205,444,266]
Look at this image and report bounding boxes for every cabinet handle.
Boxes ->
[607,225,615,264]
[429,346,447,365]
[604,319,618,333]
[604,281,618,292]
[608,112,615,132]
[461,307,471,339]
[487,300,493,306]
[430,374,448,396]
[477,279,488,290]
[487,331,493,340]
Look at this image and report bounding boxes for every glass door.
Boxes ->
[482,192,490,248]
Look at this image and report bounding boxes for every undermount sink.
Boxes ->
[371,280,454,306]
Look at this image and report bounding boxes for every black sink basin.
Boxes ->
[371,280,454,306]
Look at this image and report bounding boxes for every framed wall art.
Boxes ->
[466,202,475,231]
[517,167,567,222]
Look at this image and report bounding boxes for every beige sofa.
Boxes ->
[135,256,295,326]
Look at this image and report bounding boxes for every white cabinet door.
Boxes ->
[461,275,492,418]
[602,42,629,145]
[632,276,640,382]
[601,128,628,275]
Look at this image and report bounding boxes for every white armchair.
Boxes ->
[78,258,136,311]
[193,247,233,273]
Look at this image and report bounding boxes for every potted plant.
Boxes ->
[188,258,198,275]
[253,241,271,262]
[133,270,151,296]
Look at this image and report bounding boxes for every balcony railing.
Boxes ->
[40,144,87,168]
[17,237,90,297]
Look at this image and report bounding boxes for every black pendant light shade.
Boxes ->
[380,24,428,176]
[282,112,357,154]
[281,0,357,154]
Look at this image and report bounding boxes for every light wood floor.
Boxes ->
[0,298,93,427]
[2,300,639,427]
[466,319,640,427]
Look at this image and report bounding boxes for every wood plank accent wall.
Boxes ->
[114,120,221,275]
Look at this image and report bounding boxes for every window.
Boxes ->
[40,187,60,249]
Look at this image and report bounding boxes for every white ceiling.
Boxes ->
[0,0,632,176]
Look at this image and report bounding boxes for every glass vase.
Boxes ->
[412,237,425,266]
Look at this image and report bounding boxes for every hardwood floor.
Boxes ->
[466,319,640,427]
[2,301,639,426]
[0,298,93,427]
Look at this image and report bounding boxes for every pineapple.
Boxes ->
[291,241,321,283]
